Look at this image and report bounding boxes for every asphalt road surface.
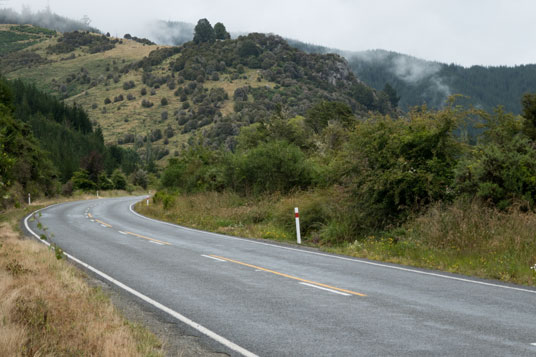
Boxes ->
[24,196,536,356]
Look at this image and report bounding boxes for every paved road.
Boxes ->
[25,196,536,356]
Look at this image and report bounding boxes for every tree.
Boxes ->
[193,18,215,44]
[97,173,114,190]
[111,169,127,190]
[521,93,536,141]
[237,40,260,58]
[305,101,354,134]
[132,169,148,189]
[383,83,400,108]
[214,22,230,40]
[456,107,536,209]
[72,170,96,191]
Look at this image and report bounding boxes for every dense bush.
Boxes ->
[230,140,313,194]
[347,108,461,231]
[456,108,536,209]
[111,169,127,190]
[47,31,115,54]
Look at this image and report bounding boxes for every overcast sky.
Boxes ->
[11,0,536,67]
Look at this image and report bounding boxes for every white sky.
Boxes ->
[11,0,536,67]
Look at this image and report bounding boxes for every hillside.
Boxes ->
[289,44,536,114]
[2,25,393,164]
[145,20,536,114]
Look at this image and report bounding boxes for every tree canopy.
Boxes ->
[214,22,230,40]
[193,18,215,44]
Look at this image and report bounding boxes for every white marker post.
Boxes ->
[97,190,99,198]
[28,193,31,205]
[295,207,301,244]
[146,197,149,206]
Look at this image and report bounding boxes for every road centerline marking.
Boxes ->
[210,255,366,297]
[23,207,257,357]
[95,219,112,228]
[202,254,227,262]
[299,282,351,296]
[125,231,171,246]
[118,231,128,235]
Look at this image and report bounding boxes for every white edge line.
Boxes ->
[118,231,128,235]
[24,206,258,357]
[299,282,351,296]
[201,254,226,262]
[129,200,536,295]
[531,343,536,346]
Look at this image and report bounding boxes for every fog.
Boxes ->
[4,0,536,67]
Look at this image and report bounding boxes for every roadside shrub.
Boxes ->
[71,170,96,191]
[161,146,226,192]
[348,107,461,232]
[455,109,536,209]
[111,169,127,190]
[132,169,148,189]
[230,140,313,194]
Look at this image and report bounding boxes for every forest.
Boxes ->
[0,76,142,208]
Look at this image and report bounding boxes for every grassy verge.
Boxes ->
[136,191,536,287]
[0,196,164,356]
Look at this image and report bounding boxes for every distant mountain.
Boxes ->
[289,43,536,114]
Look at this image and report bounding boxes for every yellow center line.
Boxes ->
[90,213,170,246]
[125,231,172,246]
[210,255,366,297]
[95,219,112,228]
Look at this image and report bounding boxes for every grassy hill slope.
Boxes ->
[3,26,391,164]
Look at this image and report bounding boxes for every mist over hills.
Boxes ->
[2,8,535,114]
[0,7,98,33]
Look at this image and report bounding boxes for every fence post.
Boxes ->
[295,207,301,244]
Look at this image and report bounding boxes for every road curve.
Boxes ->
[24,196,536,356]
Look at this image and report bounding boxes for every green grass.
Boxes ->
[136,191,536,287]
[0,31,38,55]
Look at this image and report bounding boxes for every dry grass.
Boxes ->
[0,201,164,357]
[138,191,293,242]
[138,191,536,286]
[137,188,347,244]
[331,200,536,286]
